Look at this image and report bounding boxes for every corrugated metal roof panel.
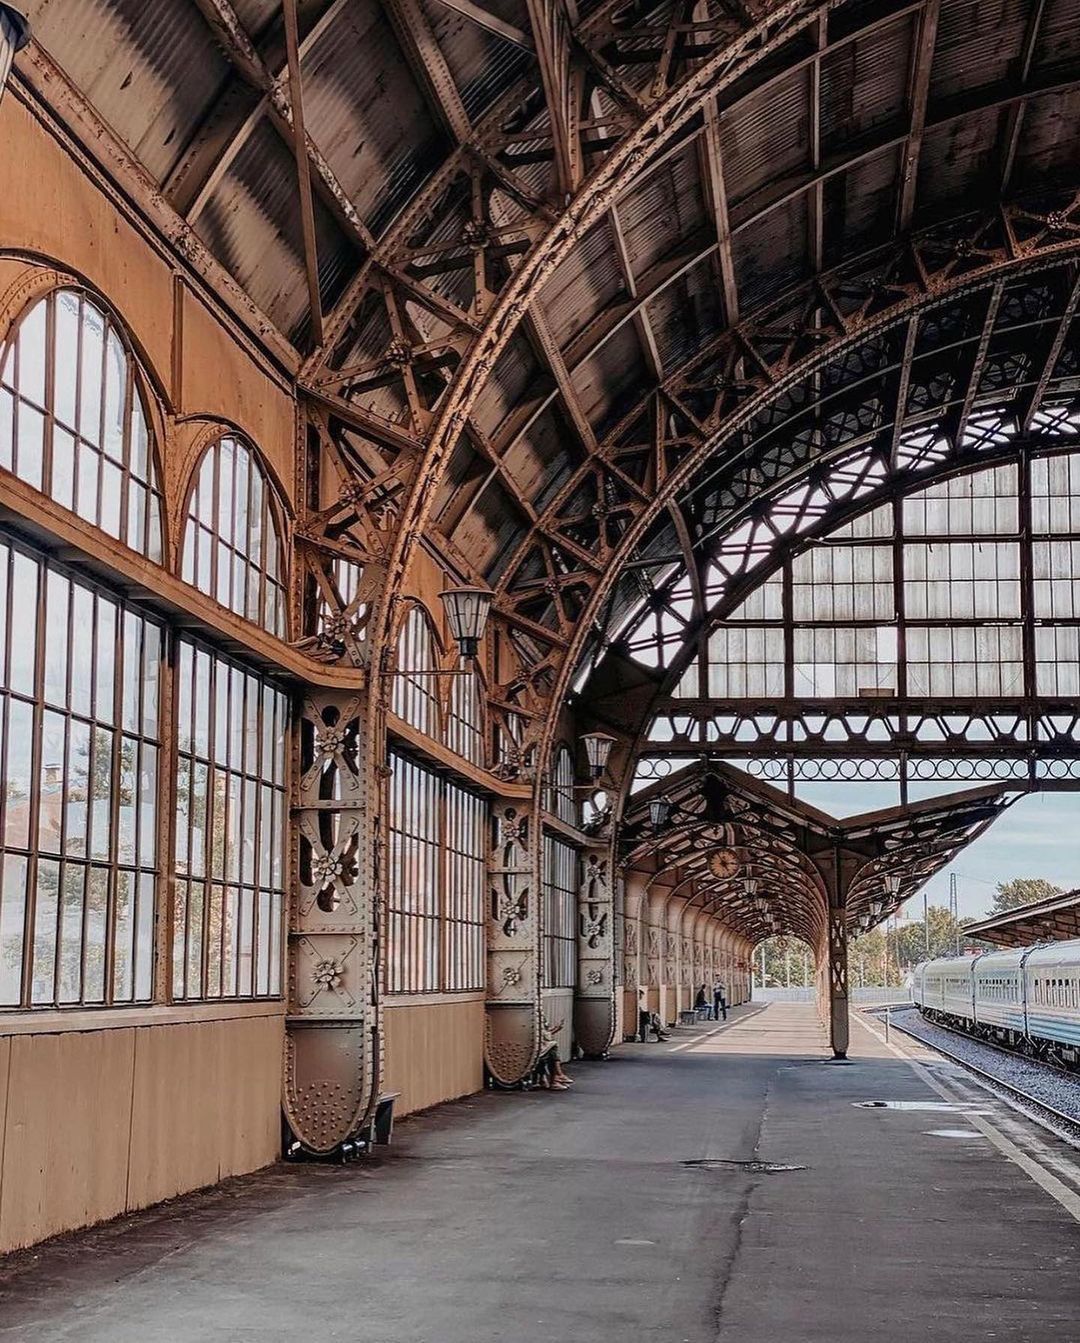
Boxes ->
[541,220,624,354]
[823,148,900,268]
[820,12,913,154]
[472,331,542,440]
[1009,87,1080,191]
[302,0,450,238]
[722,68,810,207]
[914,109,1001,218]
[572,321,647,433]
[732,196,810,313]
[618,142,706,286]
[196,117,354,345]
[930,0,1028,102]
[231,0,279,41]
[646,255,724,374]
[24,0,231,182]
[420,0,533,122]
[1032,0,1080,73]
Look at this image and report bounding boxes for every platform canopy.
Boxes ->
[622,761,1014,946]
[966,889,1080,946]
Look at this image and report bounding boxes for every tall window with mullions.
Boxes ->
[173,638,288,1000]
[386,750,486,993]
[541,833,577,989]
[0,537,161,1007]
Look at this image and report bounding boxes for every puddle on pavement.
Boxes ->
[683,1159,806,1173]
[853,1100,991,1114]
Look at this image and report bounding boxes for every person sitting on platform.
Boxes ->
[694,983,712,1019]
[535,1016,574,1091]
[637,989,670,1042]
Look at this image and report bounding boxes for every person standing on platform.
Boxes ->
[712,978,728,1022]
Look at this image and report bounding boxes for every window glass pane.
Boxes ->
[179,436,286,638]
[0,537,160,1008]
[0,291,163,559]
[172,637,287,1002]
[386,751,486,994]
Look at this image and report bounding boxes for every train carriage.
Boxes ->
[914,955,977,1021]
[972,949,1027,1040]
[914,939,1080,1068]
[1022,946,1080,1059]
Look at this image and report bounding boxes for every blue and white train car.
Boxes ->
[972,948,1027,1041]
[914,938,1080,1068]
[1022,944,1080,1055]
[915,955,977,1020]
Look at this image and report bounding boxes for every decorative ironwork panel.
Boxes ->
[284,693,375,1154]
[574,847,616,1056]
[486,801,540,1085]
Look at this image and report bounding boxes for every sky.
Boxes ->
[792,782,1080,921]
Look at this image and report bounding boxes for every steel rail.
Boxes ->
[882,1008,1080,1138]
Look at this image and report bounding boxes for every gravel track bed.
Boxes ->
[875,1006,1080,1139]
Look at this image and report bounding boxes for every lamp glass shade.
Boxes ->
[648,796,671,829]
[582,732,615,779]
[870,899,884,917]
[883,872,902,896]
[743,876,758,897]
[439,586,491,658]
[0,6,28,98]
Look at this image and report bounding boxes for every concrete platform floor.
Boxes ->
[2,1002,1079,1342]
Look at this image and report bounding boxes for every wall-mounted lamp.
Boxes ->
[438,586,492,661]
[648,796,672,830]
[582,732,616,780]
[0,6,27,103]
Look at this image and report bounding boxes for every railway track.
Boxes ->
[875,1007,1080,1142]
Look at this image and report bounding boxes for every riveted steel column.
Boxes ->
[574,841,616,1057]
[486,797,541,1084]
[284,692,377,1152]
[817,844,851,1060]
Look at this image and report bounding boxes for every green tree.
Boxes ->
[986,877,1063,917]
[849,927,889,987]
[891,904,966,967]
[756,935,814,987]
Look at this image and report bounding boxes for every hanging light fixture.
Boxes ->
[648,796,672,829]
[870,898,884,918]
[0,6,28,102]
[883,872,902,898]
[582,732,616,780]
[439,586,492,660]
[743,875,758,898]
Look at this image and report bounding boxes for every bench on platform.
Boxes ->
[678,1009,697,1026]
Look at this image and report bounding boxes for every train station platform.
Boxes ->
[1,1002,1078,1342]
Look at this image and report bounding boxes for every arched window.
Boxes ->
[549,744,577,825]
[446,669,484,765]
[0,288,163,560]
[392,603,439,737]
[181,435,287,638]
